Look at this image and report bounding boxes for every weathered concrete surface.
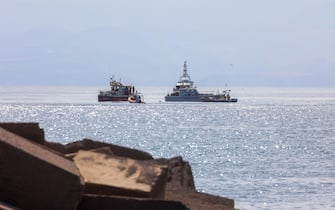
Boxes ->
[0,122,45,144]
[0,127,84,210]
[78,194,189,210]
[74,150,167,199]
[0,122,66,153]
[165,156,196,190]
[162,156,235,210]
[65,138,153,160]
[65,146,114,160]
[165,188,234,210]
[0,200,20,210]
[0,122,235,209]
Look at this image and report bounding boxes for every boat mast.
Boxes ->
[176,61,194,88]
[180,61,192,81]
[182,61,189,79]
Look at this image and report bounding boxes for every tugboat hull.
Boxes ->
[98,77,140,102]
[98,95,129,102]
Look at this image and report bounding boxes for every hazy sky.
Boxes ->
[1,0,334,87]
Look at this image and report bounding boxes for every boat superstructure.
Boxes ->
[165,61,210,101]
[98,77,137,102]
[165,61,237,102]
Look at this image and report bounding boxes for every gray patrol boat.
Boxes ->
[165,61,238,102]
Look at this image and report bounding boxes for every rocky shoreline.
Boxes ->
[0,122,234,210]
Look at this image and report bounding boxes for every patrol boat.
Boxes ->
[165,61,237,102]
[98,77,137,102]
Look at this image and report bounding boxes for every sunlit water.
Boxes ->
[0,86,334,210]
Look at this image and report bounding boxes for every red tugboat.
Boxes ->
[98,77,137,102]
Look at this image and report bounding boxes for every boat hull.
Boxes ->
[165,96,202,102]
[165,95,238,102]
[98,95,129,102]
[202,98,238,103]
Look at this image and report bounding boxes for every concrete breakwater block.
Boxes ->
[77,194,189,210]
[73,150,168,199]
[0,122,67,154]
[165,189,235,210]
[65,146,115,160]
[65,138,153,160]
[166,156,196,190]
[0,122,45,144]
[0,127,84,210]
[0,200,20,210]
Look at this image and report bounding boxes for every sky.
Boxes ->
[1,0,334,87]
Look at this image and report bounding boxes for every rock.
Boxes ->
[65,139,153,160]
[0,127,84,210]
[77,194,189,210]
[73,150,167,199]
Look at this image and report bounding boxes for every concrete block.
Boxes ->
[165,189,235,210]
[73,150,167,199]
[0,200,20,210]
[65,146,114,160]
[77,194,189,210]
[166,156,195,190]
[65,139,153,160]
[0,122,45,144]
[0,127,84,210]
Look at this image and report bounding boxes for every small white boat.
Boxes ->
[128,93,145,103]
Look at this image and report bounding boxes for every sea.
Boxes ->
[0,86,334,210]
